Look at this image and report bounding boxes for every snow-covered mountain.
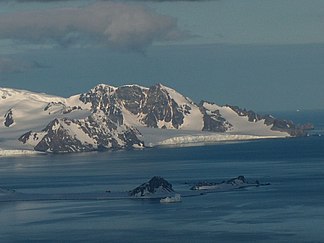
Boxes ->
[0,83,308,154]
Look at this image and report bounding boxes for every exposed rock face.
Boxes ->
[36,119,92,153]
[115,85,146,115]
[226,175,247,185]
[80,84,124,125]
[19,119,92,153]
[199,101,232,132]
[44,102,82,115]
[4,109,14,127]
[129,176,174,197]
[142,84,185,128]
[79,84,196,129]
[19,113,144,153]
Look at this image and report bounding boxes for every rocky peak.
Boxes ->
[90,84,117,94]
[226,175,247,185]
[129,176,174,197]
[79,84,123,125]
[141,84,185,128]
[79,84,117,109]
[115,85,147,115]
[26,118,92,153]
[19,113,144,153]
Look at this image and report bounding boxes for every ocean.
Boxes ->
[0,110,324,242]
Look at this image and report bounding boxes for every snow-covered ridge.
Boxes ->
[202,101,289,137]
[0,87,65,103]
[121,84,149,90]
[0,83,308,153]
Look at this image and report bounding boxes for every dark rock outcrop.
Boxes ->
[129,176,174,197]
[79,84,123,125]
[191,176,263,190]
[79,84,193,130]
[141,84,185,128]
[19,119,93,153]
[19,114,144,153]
[199,101,232,132]
[115,85,146,115]
[44,102,82,115]
[4,109,14,127]
[226,175,247,185]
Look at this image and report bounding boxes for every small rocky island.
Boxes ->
[191,176,269,190]
[129,176,174,197]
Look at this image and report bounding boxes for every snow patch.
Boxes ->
[61,120,97,146]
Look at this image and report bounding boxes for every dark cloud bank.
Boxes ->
[0,2,189,51]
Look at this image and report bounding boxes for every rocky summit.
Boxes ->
[129,176,174,197]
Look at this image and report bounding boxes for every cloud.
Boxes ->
[0,2,189,51]
[0,57,47,73]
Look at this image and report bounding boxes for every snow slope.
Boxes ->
[0,87,90,150]
[202,102,289,137]
[159,85,204,130]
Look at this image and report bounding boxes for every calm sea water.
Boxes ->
[1,111,324,243]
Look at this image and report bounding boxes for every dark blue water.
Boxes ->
[1,111,324,242]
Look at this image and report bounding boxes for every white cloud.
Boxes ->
[0,2,189,51]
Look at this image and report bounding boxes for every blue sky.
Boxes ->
[0,0,324,111]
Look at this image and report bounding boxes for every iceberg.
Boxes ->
[160,194,181,203]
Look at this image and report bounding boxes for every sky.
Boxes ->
[0,0,324,112]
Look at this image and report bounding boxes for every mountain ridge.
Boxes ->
[0,83,309,153]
